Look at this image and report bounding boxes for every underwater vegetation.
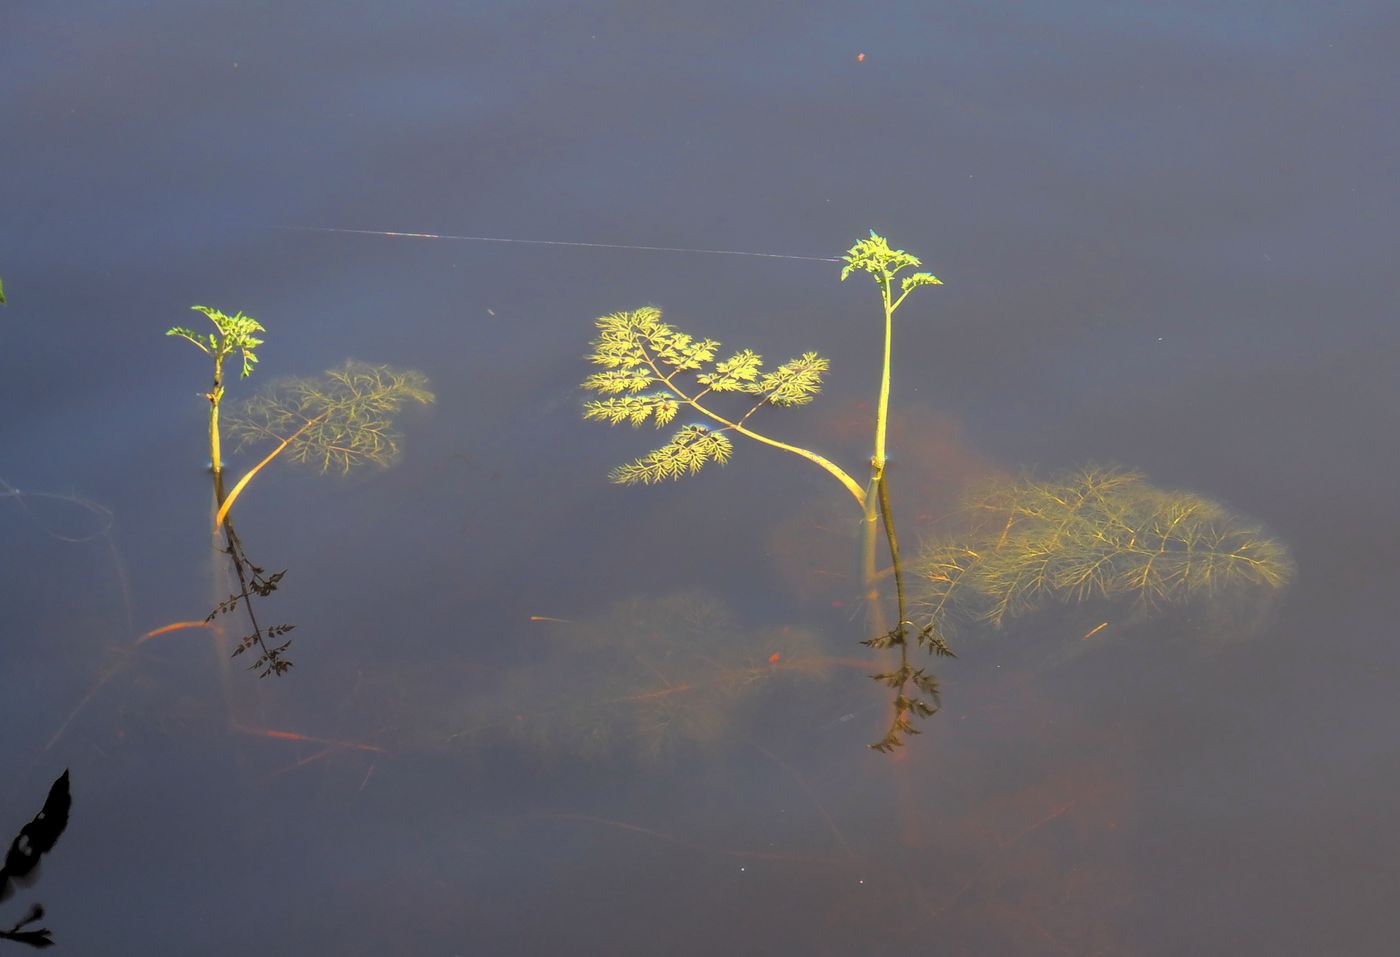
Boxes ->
[579,236,1298,751]
[913,467,1294,647]
[451,591,836,764]
[583,232,946,749]
[217,361,434,527]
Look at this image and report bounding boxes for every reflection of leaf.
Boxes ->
[457,591,833,763]
[226,362,434,475]
[914,467,1295,648]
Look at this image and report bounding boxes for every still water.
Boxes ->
[3,2,1398,953]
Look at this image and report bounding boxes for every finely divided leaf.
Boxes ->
[582,368,658,394]
[583,393,679,427]
[841,230,922,281]
[651,331,719,371]
[697,349,764,392]
[610,425,734,485]
[901,272,942,292]
[227,362,435,475]
[759,352,828,406]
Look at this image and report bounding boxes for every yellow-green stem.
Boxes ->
[646,359,867,507]
[213,414,325,528]
[860,272,898,637]
[208,356,225,475]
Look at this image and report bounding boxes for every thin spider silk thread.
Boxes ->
[272,225,843,262]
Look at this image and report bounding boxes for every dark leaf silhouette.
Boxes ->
[0,904,53,948]
[0,771,70,949]
[0,772,70,902]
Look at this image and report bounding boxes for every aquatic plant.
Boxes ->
[914,467,1294,647]
[166,305,265,475]
[216,361,434,527]
[450,591,837,764]
[0,277,6,304]
[206,484,295,677]
[581,232,944,749]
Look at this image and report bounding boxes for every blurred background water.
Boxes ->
[2,1,1397,953]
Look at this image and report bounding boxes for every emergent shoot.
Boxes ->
[166,305,265,475]
[582,231,943,749]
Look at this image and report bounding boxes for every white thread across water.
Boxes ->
[273,225,843,262]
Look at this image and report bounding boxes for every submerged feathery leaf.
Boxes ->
[913,467,1295,649]
[226,361,435,475]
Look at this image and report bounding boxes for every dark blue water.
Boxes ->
[4,2,1398,953]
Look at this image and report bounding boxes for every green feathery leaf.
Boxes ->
[652,330,720,371]
[609,424,734,485]
[913,467,1295,645]
[901,272,943,293]
[165,326,212,354]
[696,349,765,392]
[583,393,680,427]
[171,305,267,376]
[840,230,922,282]
[581,368,658,394]
[759,352,829,406]
[226,361,435,475]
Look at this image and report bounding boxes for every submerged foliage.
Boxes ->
[212,362,434,528]
[914,467,1294,648]
[451,591,834,764]
[227,362,435,475]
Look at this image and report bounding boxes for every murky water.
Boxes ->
[4,2,1398,953]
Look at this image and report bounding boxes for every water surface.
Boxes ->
[3,2,1398,953]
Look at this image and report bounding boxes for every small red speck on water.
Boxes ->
[831,599,845,609]
[857,53,866,62]
[515,714,524,721]
[769,653,781,665]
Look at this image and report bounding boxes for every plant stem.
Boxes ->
[873,273,895,472]
[860,270,899,638]
[878,472,908,661]
[208,357,225,475]
[640,353,867,506]
[213,413,325,528]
